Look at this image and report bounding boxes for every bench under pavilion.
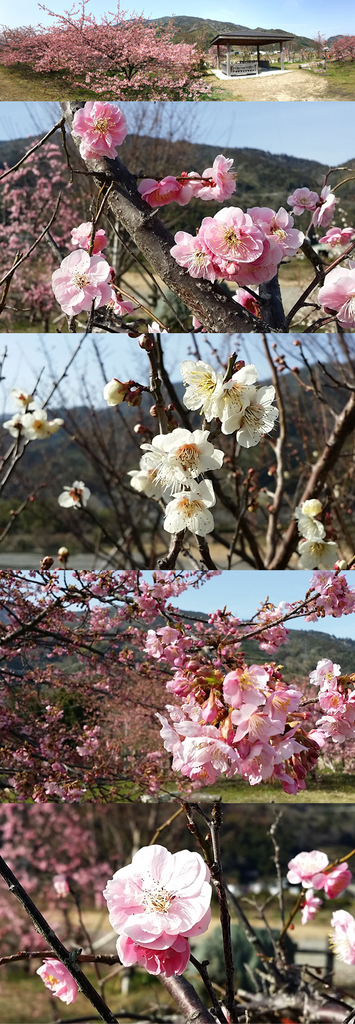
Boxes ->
[210,29,296,77]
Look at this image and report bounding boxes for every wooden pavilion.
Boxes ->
[210,29,296,77]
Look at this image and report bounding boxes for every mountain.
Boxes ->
[2,134,355,229]
[146,17,318,52]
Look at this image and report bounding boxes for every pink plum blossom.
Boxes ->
[330,910,355,964]
[318,226,355,247]
[287,850,329,888]
[52,250,112,316]
[138,176,192,207]
[301,889,322,924]
[170,231,220,280]
[72,101,127,160]
[318,264,355,327]
[70,222,107,253]
[194,155,236,202]
[117,933,190,976]
[323,864,352,899]
[312,186,338,228]
[200,208,265,267]
[247,206,304,257]
[36,959,78,1003]
[233,237,281,287]
[287,187,320,215]
[233,289,261,318]
[108,291,135,316]
[103,844,211,948]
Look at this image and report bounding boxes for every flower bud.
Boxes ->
[138,334,154,351]
[58,546,69,564]
[126,388,142,407]
[103,379,131,406]
[40,556,54,570]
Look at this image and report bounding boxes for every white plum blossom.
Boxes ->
[11,389,35,410]
[298,538,338,569]
[180,360,223,421]
[140,428,224,493]
[21,409,64,440]
[58,480,91,509]
[211,364,259,426]
[128,467,170,500]
[222,385,279,445]
[3,413,26,437]
[295,499,325,541]
[163,479,216,536]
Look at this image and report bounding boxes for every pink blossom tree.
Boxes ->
[0,1,210,100]
[0,567,355,801]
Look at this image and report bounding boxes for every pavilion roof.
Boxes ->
[210,30,296,46]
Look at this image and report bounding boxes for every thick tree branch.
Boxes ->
[60,102,259,334]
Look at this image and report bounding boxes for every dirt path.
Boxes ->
[212,68,332,101]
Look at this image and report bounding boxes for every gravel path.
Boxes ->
[214,68,331,101]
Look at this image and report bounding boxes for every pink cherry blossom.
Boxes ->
[70,222,107,253]
[223,665,269,709]
[287,187,320,215]
[318,265,355,327]
[231,704,283,744]
[170,231,220,281]
[301,889,322,924]
[72,101,127,160]
[309,659,341,691]
[286,850,329,888]
[53,874,70,897]
[117,933,190,976]
[312,186,338,228]
[330,910,355,964]
[103,844,211,948]
[323,864,352,899]
[52,250,112,316]
[36,959,78,1003]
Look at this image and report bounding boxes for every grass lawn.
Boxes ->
[0,63,99,100]
[315,59,355,99]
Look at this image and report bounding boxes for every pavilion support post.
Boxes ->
[280,42,284,69]
[216,43,220,70]
[226,42,231,77]
[256,43,260,73]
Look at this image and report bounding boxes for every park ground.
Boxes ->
[0,60,354,101]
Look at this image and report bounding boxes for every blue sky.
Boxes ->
[1,333,349,413]
[164,570,355,640]
[0,101,354,166]
[2,0,354,37]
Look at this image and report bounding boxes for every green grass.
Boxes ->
[311,59,355,98]
[196,772,355,804]
[0,63,98,100]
